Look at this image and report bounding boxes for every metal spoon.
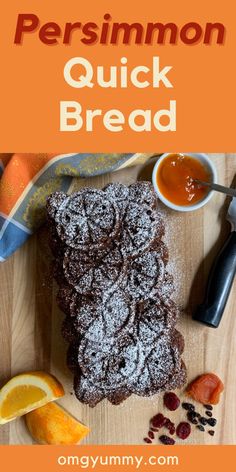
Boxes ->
[193,179,236,198]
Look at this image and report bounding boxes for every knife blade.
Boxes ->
[193,193,236,328]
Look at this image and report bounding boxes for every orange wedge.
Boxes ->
[25,402,90,445]
[0,371,64,424]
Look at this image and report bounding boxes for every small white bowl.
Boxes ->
[152,153,217,212]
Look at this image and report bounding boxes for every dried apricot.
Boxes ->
[186,373,224,405]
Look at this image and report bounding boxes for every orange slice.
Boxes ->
[0,371,64,424]
[25,402,90,445]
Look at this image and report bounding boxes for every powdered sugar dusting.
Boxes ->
[47,182,186,407]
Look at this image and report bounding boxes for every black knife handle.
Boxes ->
[193,231,236,328]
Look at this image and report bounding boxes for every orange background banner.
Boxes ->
[1,445,236,472]
[0,1,235,150]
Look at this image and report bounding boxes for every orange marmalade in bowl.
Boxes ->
[156,154,211,206]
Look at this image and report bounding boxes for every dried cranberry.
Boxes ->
[148,431,155,440]
[152,413,166,428]
[164,392,180,411]
[159,435,175,445]
[165,419,176,435]
[176,422,191,440]
[144,437,152,443]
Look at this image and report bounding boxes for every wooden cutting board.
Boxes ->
[0,154,236,445]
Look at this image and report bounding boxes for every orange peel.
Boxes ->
[25,402,89,445]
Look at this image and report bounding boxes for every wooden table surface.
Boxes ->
[0,154,236,445]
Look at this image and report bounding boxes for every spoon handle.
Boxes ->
[194,179,236,197]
